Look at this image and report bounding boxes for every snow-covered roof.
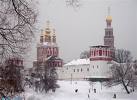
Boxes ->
[48,56,63,61]
[64,59,118,66]
[37,42,58,48]
[64,58,90,66]
[85,75,110,78]
[90,45,110,48]
[107,60,118,64]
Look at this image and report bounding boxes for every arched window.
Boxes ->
[97,65,99,68]
[105,50,107,56]
[87,68,89,71]
[74,69,75,72]
[99,50,102,56]
[50,48,53,55]
[94,50,96,56]
[107,51,109,57]
[103,50,105,56]
[47,48,50,55]
[110,51,112,57]
[40,36,43,43]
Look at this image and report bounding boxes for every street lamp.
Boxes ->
[71,73,72,84]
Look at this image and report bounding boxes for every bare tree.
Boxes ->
[0,0,37,97]
[66,0,81,8]
[0,59,24,96]
[0,0,37,63]
[43,66,59,93]
[133,60,137,75]
[107,49,135,94]
[31,61,59,93]
[80,50,90,59]
[34,63,59,93]
[114,49,132,63]
[110,63,134,94]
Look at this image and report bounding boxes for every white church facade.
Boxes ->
[56,59,90,80]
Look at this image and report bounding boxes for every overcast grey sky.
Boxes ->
[25,0,137,67]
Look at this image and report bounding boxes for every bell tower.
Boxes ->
[36,20,63,67]
[104,7,114,49]
[44,20,51,43]
[40,21,52,43]
[52,29,56,43]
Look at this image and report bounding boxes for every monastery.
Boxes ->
[33,10,116,81]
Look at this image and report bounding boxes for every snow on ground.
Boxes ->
[25,81,137,100]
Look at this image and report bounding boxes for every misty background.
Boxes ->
[24,0,137,68]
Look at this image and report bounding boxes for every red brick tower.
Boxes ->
[104,7,115,58]
[35,21,63,68]
[104,7,114,49]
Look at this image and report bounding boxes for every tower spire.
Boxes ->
[108,6,110,16]
[52,28,56,43]
[40,29,44,43]
[46,20,50,28]
[42,20,52,42]
[104,7,114,49]
[106,7,112,27]
[45,20,51,34]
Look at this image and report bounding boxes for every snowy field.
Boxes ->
[25,81,137,100]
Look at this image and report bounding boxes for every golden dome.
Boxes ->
[44,20,51,35]
[52,28,56,36]
[40,29,50,36]
[40,29,45,36]
[45,28,51,34]
[106,15,112,21]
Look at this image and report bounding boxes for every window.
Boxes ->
[105,50,107,56]
[97,65,99,68]
[107,31,109,36]
[77,69,79,72]
[99,50,102,56]
[81,68,82,72]
[96,50,98,56]
[103,50,105,56]
[94,51,96,56]
[87,68,89,71]
[45,35,47,41]
[74,69,75,72]
[109,31,111,36]
[40,36,43,42]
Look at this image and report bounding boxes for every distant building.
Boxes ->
[32,21,63,74]
[89,45,113,81]
[56,59,90,80]
[57,9,115,81]
[57,45,114,80]
[104,9,115,58]
[5,57,23,68]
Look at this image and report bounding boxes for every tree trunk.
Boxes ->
[122,80,130,94]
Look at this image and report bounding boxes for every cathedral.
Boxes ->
[56,10,116,80]
[33,21,63,74]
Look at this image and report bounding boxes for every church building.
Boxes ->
[33,21,63,74]
[56,10,116,81]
